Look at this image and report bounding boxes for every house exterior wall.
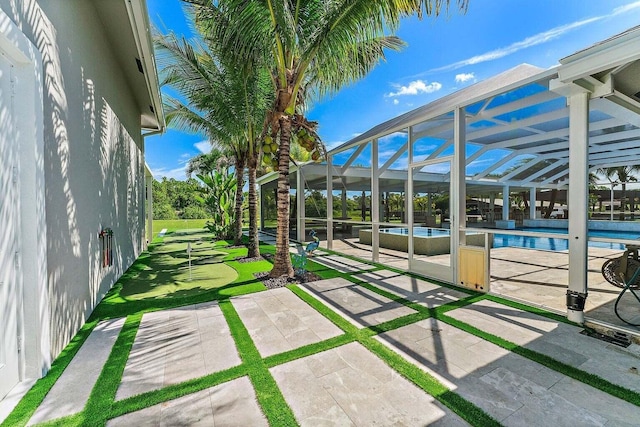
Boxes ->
[0,0,147,374]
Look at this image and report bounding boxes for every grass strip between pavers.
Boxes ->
[288,285,501,427]
[0,320,99,427]
[218,299,298,426]
[350,273,640,409]
[27,315,141,427]
[264,334,355,368]
[109,365,248,419]
[436,312,640,408]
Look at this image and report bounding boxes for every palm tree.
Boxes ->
[186,151,230,179]
[156,30,271,251]
[598,166,640,220]
[192,0,467,277]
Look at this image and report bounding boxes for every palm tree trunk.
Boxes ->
[247,155,260,258]
[233,157,246,246]
[544,189,557,218]
[270,118,294,278]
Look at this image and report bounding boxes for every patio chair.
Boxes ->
[601,245,640,326]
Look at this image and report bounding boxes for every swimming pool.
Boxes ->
[380,226,640,251]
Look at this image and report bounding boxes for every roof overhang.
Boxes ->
[92,0,165,133]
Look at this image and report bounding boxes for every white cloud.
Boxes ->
[194,140,212,154]
[612,1,640,15]
[387,80,442,97]
[150,166,187,180]
[325,140,345,150]
[432,16,604,72]
[393,99,399,105]
[455,73,475,83]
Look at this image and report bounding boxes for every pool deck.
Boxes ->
[326,237,640,341]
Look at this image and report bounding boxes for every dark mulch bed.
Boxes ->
[254,271,322,289]
[235,255,267,263]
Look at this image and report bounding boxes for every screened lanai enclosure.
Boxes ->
[258,26,640,335]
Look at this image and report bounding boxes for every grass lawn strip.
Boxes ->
[287,285,500,426]
[109,365,247,419]
[0,320,99,427]
[218,299,298,426]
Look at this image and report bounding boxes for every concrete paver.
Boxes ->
[308,254,376,273]
[115,301,241,400]
[354,269,469,308]
[447,299,640,393]
[232,288,343,357]
[301,277,416,327]
[270,342,469,426]
[375,318,640,425]
[27,318,125,425]
[107,376,267,427]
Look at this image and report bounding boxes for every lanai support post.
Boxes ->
[529,188,537,220]
[502,186,510,220]
[372,138,380,262]
[327,156,333,250]
[489,193,495,222]
[454,107,466,250]
[567,90,590,324]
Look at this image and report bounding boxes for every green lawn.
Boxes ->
[152,219,211,234]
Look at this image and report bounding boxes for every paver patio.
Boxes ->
[270,342,468,426]
[375,319,640,425]
[4,235,640,427]
[232,288,343,357]
[116,301,241,401]
[301,277,416,327]
[107,376,267,427]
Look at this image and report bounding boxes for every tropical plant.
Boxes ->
[186,151,231,179]
[156,30,271,250]
[198,172,237,239]
[189,0,468,277]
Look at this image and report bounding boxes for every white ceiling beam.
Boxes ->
[499,158,545,182]
[340,144,367,172]
[472,152,518,180]
[378,141,408,174]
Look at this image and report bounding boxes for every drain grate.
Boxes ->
[580,328,632,347]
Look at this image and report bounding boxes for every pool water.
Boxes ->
[380,226,640,251]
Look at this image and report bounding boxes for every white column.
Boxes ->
[404,180,410,224]
[371,138,379,262]
[296,168,305,241]
[454,107,466,254]
[327,156,333,250]
[529,188,536,220]
[489,193,495,222]
[407,128,414,261]
[567,90,590,324]
[502,186,510,220]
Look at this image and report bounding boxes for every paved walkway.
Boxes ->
[4,252,640,426]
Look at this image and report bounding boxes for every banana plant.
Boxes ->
[197,172,237,240]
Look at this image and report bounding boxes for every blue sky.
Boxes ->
[145,0,640,180]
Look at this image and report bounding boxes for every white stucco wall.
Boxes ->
[0,0,147,369]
